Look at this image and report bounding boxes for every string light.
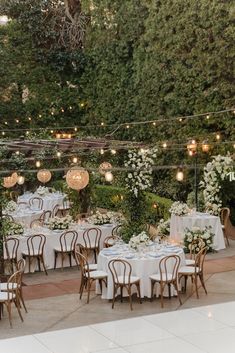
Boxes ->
[179,118,183,122]
[15,119,19,123]
[50,130,54,134]
[206,115,210,119]
[2,132,5,136]
[17,175,25,185]
[61,108,64,113]
[4,121,8,125]
[28,117,32,121]
[101,122,105,126]
[72,156,78,164]
[152,122,156,126]
[69,106,72,110]
[216,133,221,141]
[162,142,167,148]
[15,151,20,155]
[176,168,184,182]
[80,103,85,107]
[111,149,116,155]
[56,151,62,158]
[38,114,42,118]
[105,171,113,182]
[74,127,78,132]
[126,124,130,129]
[100,148,105,155]
[35,160,41,168]
[26,131,29,135]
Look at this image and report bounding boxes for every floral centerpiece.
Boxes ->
[87,211,112,225]
[169,201,190,216]
[3,218,24,237]
[36,186,49,196]
[183,226,214,253]
[129,231,150,250]
[200,154,233,215]
[4,200,18,213]
[48,215,72,230]
[157,218,170,239]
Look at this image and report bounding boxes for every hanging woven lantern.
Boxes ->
[99,162,112,175]
[66,167,89,190]
[11,172,18,184]
[37,169,52,184]
[3,175,17,188]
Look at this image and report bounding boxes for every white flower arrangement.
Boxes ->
[88,211,112,225]
[3,219,24,237]
[4,200,18,213]
[200,154,233,215]
[125,148,157,197]
[48,215,72,230]
[183,226,214,253]
[36,186,49,196]
[169,201,190,216]
[129,231,150,249]
[157,218,170,238]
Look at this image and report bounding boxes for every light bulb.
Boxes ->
[111,149,116,155]
[176,169,184,182]
[57,151,62,158]
[105,171,113,182]
[17,175,25,185]
[72,157,78,164]
[162,142,167,148]
[36,161,41,168]
[100,148,105,155]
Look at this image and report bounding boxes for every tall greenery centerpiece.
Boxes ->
[121,148,157,243]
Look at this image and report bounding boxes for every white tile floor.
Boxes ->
[1,301,235,353]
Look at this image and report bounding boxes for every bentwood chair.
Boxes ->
[75,250,107,304]
[54,230,78,269]
[29,197,43,210]
[0,271,24,327]
[3,237,19,273]
[83,228,102,263]
[220,207,230,247]
[58,199,71,217]
[149,255,182,308]
[108,259,142,310]
[30,210,51,228]
[76,243,98,271]
[1,259,27,313]
[112,225,122,237]
[22,234,48,275]
[103,235,117,248]
[185,239,197,266]
[178,247,207,298]
[52,204,60,218]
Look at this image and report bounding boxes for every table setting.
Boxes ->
[97,239,185,299]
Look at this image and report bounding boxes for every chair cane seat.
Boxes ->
[179,266,200,274]
[85,270,107,279]
[22,249,42,256]
[0,283,18,291]
[116,275,140,284]
[84,263,98,271]
[185,259,195,266]
[0,292,16,301]
[149,273,174,282]
[54,246,74,253]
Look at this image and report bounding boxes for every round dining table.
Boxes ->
[97,243,186,299]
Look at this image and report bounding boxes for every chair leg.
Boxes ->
[136,282,142,304]
[120,286,123,302]
[40,256,48,275]
[28,256,31,273]
[37,257,41,272]
[128,286,133,310]
[160,282,164,308]
[99,279,103,293]
[174,281,182,306]
[54,252,57,269]
[79,278,85,299]
[112,285,117,309]
[168,283,171,299]
[68,253,72,267]
[14,298,23,322]
[150,280,155,301]
[194,275,199,299]
[87,280,91,304]
[199,273,207,294]
[5,302,12,328]
[20,288,27,313]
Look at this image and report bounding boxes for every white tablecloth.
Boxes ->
[9,209,43,228]
[97,244,185,299]
[170,212,225,251]
[18,192,65,212]
[6,223,115,273]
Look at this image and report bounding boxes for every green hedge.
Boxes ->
[94,185,172,224]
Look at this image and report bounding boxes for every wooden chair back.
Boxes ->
[26,234,46,256]
[83,227,101,249]
[74,250,89,278]
[103,235,117,248]
[29,197,43,210]
[195,246,207,272]
[4,237,19,261]
[52,204,60,217]
[112,225,122,237]
[108,259,132,285]
[59,230,78,252]
[220,207,230,228]
[6,271,21,301]
[159,255,181,282]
